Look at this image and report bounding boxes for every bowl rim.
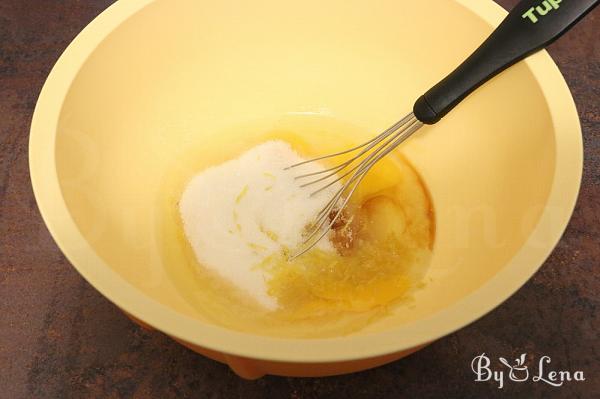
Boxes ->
[29,0,582,363]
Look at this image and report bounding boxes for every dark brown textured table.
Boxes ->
[1,1,598,398]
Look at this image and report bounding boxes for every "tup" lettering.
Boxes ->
[522,0,562,23]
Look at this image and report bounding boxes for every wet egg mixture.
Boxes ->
[160,117,434,338]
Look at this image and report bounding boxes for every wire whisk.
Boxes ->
[286,112,423,259]
[284,0,599,259]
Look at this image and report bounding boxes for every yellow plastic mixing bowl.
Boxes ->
[30,0,582,378]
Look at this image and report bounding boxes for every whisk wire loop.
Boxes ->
[288,112,423,260]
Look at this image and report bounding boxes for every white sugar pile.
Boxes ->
[179,140,341,310]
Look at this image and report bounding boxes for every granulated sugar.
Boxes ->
[179,140,341,310]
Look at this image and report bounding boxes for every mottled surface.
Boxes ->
[0,0,598,398]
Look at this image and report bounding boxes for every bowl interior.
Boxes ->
[55,0,557,336]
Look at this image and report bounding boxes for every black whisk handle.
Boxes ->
[413,0,599,125]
